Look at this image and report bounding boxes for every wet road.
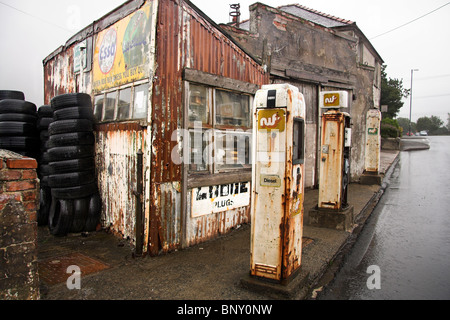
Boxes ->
[319,136,450,300]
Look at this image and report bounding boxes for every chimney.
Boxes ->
[230,4,241,26]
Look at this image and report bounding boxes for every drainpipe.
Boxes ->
[134,149,144,256]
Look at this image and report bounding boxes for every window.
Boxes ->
[187,83,252,174]
[293,118,304,165]
[188,84,210,126]
[117,87,132,120]
[133,83,149,120]
[215,130,251,171]
[93,95,103,121]
[103,91,117,121]
[215,90,250,127]
[93,82,149,123]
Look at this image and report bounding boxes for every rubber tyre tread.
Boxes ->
[48,170,95,188]
[0,121,37,136]
[37,117,53,129]
[0,99,36,115]
[0,113,37,122]
[0,90,25,101]
[51,182,97,200]
[48,119,93,135]
[48,132,94,148]
[53,106,94,121]
[0,136,39,150]
[71,197,90,233]
[51,93,92,109]
[47,145,94,161]
[49,158,95,174]
[48,197,74,236]
[85,192,101,232]
[37,105,53,117]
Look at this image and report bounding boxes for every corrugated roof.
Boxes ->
[278,4,354,28]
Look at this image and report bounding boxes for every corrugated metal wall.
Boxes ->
[149,0,267,255]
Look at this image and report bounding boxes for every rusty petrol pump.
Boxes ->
[248,84,306,285]
[307,91,354,232]
[360,109,383,185]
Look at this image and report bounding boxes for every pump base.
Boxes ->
[360,171,382,185]
[240,268,310,299]
[306,205,354,232]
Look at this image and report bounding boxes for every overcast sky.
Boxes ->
[0,0,449,123]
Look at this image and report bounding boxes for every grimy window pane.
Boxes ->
[103,91,117,121]
[93,94,103,122]
[117,87,132,120]
[133,83,149,119]
[215,90,250,127]
[188,84,210,126]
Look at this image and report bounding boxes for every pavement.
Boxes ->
[37,150,400,301]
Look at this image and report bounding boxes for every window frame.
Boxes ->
[93,79,149,124]
[186,82,253,176]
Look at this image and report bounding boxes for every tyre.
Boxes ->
[48,170,95,188]
[47,132,95,148]
[48,119,93,135]
[51,182,97,200]
[71,197,89,233]
[37,117,53,130]
[38,164,52,177]
[49,158,95,174]
[40,130,50,140]
[53,106,94,121]
[0,99,36,115]
[0,90,25,101]
[85,192,101,232]
[47,145,94,161]
[48,197,74,236]
[0,136,39,151]
[38,186,52,226]
[51,93,92,110]
[0,121,37,136]
[0,113,37,122]
[37,105,53,117]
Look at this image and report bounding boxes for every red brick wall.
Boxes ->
[0,150,40,300]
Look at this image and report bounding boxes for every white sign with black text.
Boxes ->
[191,182,250,217]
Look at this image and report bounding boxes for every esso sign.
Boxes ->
[98,28,117,74]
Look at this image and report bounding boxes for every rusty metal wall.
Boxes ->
[149,0,268,254]
[43,46,76,104]
[94,123,147,242]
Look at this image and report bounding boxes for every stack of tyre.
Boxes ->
[46,93,101,236]
[0,90,39,159]
[36,105,54,226]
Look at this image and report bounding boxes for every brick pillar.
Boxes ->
[0,149,40,300]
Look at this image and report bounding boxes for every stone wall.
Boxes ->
[0,149,40,300]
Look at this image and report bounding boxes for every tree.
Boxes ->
[380,65,410,119]
[416,116,443,133]
[447,113,450,131]
[397,117,416,134]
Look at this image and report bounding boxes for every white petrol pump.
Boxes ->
[250,84,306,283]
[318,91,352,211]
[364,109,382,174]
[306,90,354,232]
[360,108,382,185]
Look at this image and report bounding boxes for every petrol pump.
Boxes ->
[361,109,382,185]
[307,91,354,231]
[249,84,306,284]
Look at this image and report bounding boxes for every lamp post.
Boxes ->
[409,69,419,136]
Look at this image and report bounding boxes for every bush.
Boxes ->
[381,118,401,138]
